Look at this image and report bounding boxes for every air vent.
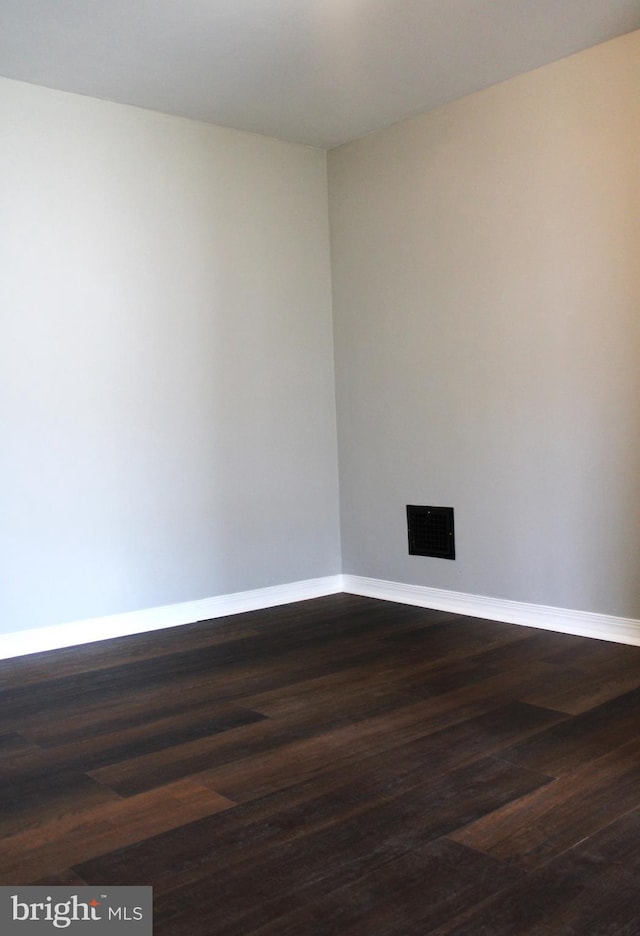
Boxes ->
[407,505,455,560]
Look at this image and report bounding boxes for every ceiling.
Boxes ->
[1,0,639,149]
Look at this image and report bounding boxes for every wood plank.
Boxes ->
[195,839,523,936]
[521,646,640,715]
[430,810,640,935]
[85,695,561,801]
[0,593,639,935]
[78,756,547,935]
[450,735,640,870]
[0,779,232,884]
[498,684,640,776]
[0,765,122,838]
[16,703,267,761]
[59,714,547,892]
[193,701,562,804]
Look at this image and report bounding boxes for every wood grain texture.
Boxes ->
[2,593,640,933]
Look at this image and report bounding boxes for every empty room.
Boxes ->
[1,2,640,933]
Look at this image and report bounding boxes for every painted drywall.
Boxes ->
[329,30,640,619]
[0,77,340,634]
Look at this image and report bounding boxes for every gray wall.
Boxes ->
[329,31,640,618]
[3,30,640,638]
[0,77,341,633]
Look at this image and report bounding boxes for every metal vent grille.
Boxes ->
[407,505,455,559]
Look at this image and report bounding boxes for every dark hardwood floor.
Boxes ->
[2,593,640,934]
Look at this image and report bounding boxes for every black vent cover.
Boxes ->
[407,505,455,559]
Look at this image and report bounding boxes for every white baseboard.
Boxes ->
[342,575,640,647]
[0,575,344,661]
[3,572,639,661]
